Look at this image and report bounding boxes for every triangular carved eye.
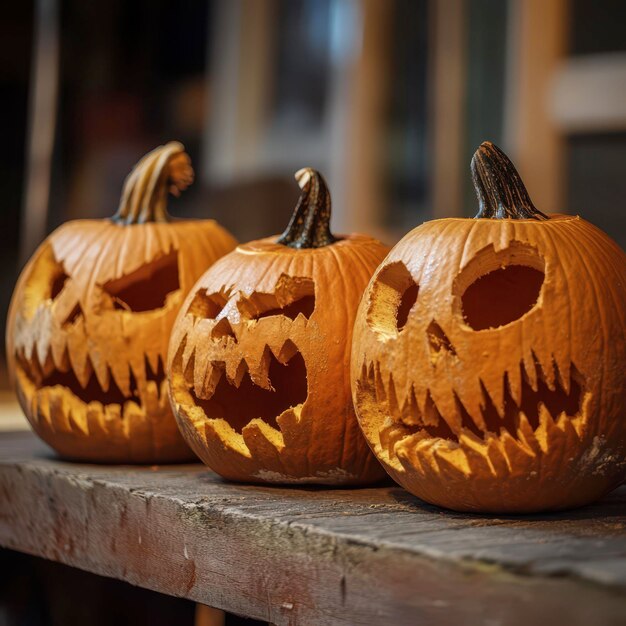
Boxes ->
[238,275,316,321]
[103,250,180,312]
[50,270,69,300]
[187,290,229,319]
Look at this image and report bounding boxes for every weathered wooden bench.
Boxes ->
[0,430,625,625]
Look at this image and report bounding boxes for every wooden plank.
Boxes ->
[0,431,625,625]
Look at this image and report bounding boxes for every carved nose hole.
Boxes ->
[427,320,456,356]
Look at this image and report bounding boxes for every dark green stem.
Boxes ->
[472,141,548,220]
[277,168,336,249]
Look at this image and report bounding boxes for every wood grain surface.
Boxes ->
[0,431,625,625]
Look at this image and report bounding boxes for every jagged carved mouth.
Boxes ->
[362,359,585,451]
[184,346,308,434]
[16,349,166,410]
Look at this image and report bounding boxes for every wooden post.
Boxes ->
[342,0,394,236]
[20,0,60,263]
[505,0,568,212]
[429,0,468,218]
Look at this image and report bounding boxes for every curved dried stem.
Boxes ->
[277,168,336,248]
[113,141,194,224]
[472,141,548,220]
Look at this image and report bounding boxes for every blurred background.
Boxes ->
[0,2,625,623]
[1,0,626,386]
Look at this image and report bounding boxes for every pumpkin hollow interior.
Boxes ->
[188,350,308,433]
[378,360,584,446]
[103,249,180,312]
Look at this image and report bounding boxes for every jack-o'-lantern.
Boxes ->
[7,142,237,463]
[168,168,389,484]
[351,142,626,513]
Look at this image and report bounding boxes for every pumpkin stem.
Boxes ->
[112,142,194,224]
[277,168,336,249]
[471,141,548,220]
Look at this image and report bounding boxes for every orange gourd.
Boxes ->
[7,142,237,463]
[351,142,626,513]
[168,168,389,484]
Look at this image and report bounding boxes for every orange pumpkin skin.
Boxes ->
[168,170,389,484]
[7,143,237,463]
[351,143,626,513]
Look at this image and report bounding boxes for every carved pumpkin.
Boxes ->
[352,142,626,513]
[168,168,389,484]
[7,142,237,463]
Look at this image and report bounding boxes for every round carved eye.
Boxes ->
[454,242,545,330]
[366,261,419,337]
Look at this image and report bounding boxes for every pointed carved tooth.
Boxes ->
[523,354,539,392]
[51,337,69,372]
[275,339,298,364]
[538,401,555,423]
[68,401,88,435]
[458,437,496,477]
[542,358,557,392]
[422,393,440,428]
[90,352,111,393]
[374,365,387,403]
[104,402,122,422]
[483,369,506,417]
[182,338,195,375]
[48,391,68,433]
[109,360,131,398]
[485,433,512,475]
[360,361,369,384]
[248,349,272,389]
[242,419,285,461]
[75,355,94,390]
[86,402,106,438]
[400,386,421,427]
[36,340,51,375]
[457,384,486,433]
[142,381,160,412]
[66,332,89,381]
[229,359,248,388]
[508,365,523,408]
[196,362,223,398]
[516,412,541,456]
[37,388,51,425]
[146,351,160,378]
[387,373,400,420]
[123,400,143,422]
[534,403,555,453]
[554,356,571,395]
[432,447,471,480]
[500,428,535,465]
[557,411,582,443]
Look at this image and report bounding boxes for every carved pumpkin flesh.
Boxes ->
[169,169,389,484]
[352,142,626,512]
[7,143,237,462]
